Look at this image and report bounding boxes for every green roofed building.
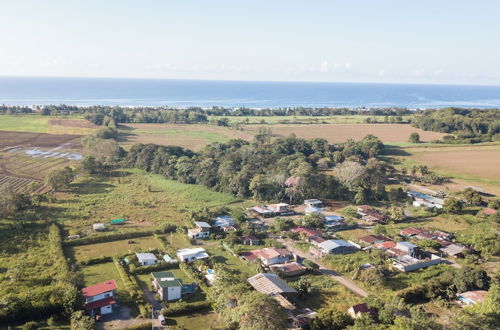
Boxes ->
[110,218,125,225]
[151,271,182,301]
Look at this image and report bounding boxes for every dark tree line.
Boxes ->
[411,108,500,142]
[122,133,393,203]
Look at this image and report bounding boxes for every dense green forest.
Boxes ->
[123,133,393,203]
[411,108,500,142]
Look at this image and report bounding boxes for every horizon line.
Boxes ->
[1,74,500,88]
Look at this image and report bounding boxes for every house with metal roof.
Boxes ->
[176,247,209,263]
[311,239,358,256]
[457,290,488,305]
[151,271,182,301]
[82,280,117,316]
[247,273,297,296]
[136,252,158,266]
[187,221,211,239]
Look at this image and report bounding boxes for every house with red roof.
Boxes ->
[399,227,422,237]
[483,208,498,216]
[82,280,117,317]
[292,226,323,238]
[241,247,292,265]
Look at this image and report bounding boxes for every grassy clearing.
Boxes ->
[204,244,257,277]
[0,115,49,133]
[165,309,219,329]
[48,169,241,237]
[0,115,96,135]
[68,236,162,260]
[287,274,363,311]
[120,123,252,150]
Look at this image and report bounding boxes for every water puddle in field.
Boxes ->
[3,143,83,160]
[24,147,83,160]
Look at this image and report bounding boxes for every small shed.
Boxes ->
[136,252,158,266]
[110,218,126,225]
[93,223,106,231]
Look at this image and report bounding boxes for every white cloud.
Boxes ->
[320,60,329,73]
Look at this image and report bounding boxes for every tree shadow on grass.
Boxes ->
[70,182,115,194]
[383,145,412,157]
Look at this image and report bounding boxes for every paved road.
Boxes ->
[278,238,369,297]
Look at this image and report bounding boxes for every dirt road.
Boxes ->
[278,238,369,297]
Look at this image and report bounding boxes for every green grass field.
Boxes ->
[0,115,95,134]
[0,115,50,132]
[68,236,162,260]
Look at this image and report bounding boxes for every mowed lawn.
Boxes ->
[68,236,162,260]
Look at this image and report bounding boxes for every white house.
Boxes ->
[82,280,117,316]
[304,206,324,215]
[214,215,236,230]
[136,253,158,266]
[187,221,211,239]
[93,223,106,231]
[311,239,358,257]
[395,242,417,255]
[177,247,209,263]
[151,271,182,301]
[304,199,323,207]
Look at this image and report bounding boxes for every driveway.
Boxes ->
[278,238,369,297]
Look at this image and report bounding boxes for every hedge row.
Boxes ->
[125,322,153,330]
[161,301,211,316]
[77,256,113,266]
[64,230,157,246]
[113,259,150,317]
[130,261,179,275]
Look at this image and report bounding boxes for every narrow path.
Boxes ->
[278,238,369,297]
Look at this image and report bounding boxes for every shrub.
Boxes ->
[64,230,157,246]
[125,322,153,330]
[161,301,211,316]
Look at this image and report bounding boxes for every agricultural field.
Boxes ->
[119,123,252,150]
[0,115,97,135]
[0,174,44,193]
[388,142,500,195]
[244,123,446,144]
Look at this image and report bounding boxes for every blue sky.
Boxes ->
[1,0,500,85]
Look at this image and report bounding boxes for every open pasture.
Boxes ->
[51,169,241,236]
[120,123,252,150]
[68,236,162,260]
[0,115,97,135]
[244,123,446,144]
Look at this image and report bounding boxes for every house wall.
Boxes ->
[85,291,114,304]
[140,259,157,266]
[394,256,441,272]
[100,304,113,315]
[262,255,290,266]
[166,286,182,301]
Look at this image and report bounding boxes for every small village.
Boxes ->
[79,188,496,329]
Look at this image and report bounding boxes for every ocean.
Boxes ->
[1,76,500,109]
